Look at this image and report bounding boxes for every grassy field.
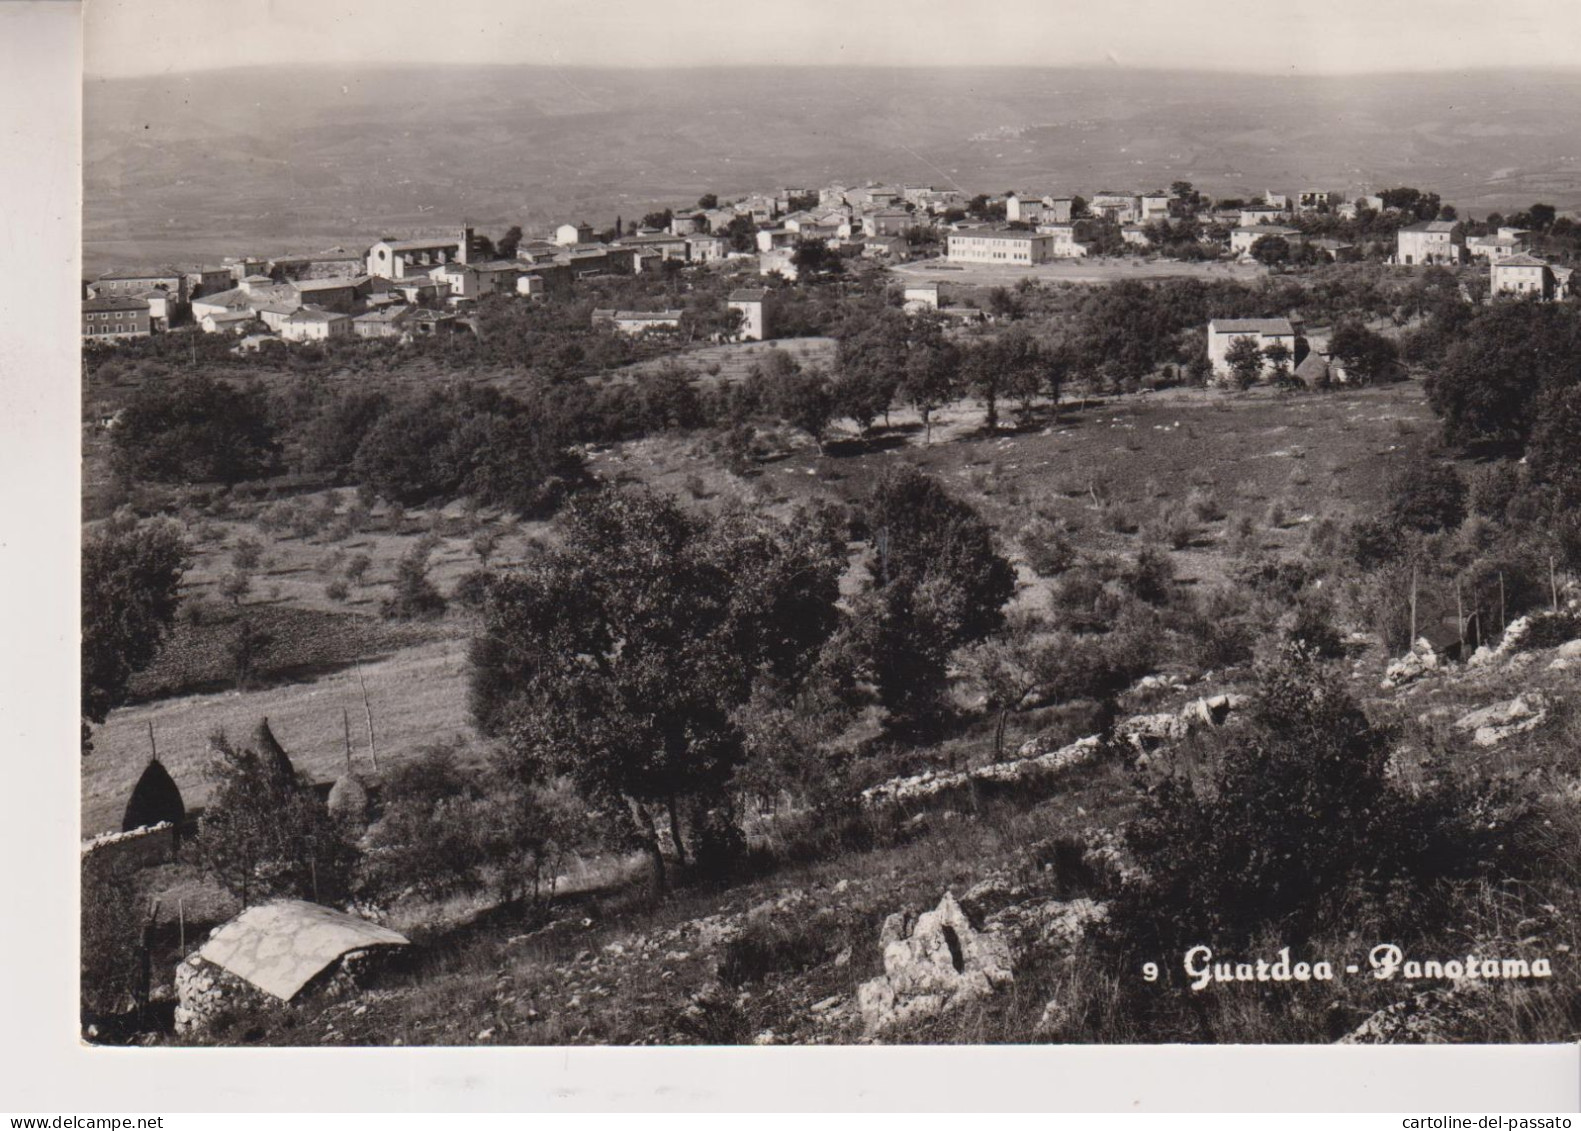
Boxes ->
[85,637,474,835]
[892,256,1269,287]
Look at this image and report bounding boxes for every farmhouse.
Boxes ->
[1396,220,1465,266]
[82,296,152,342]
[946,228,1054,265]
[728,288,769,341]
[1491,254,1571,301]
[1466,232,1527,262]
[1207,317,1301,380]
[1121,224,1152,248]
[366,228,473,279]
[555,222,596,246]
[1297,189,1336,212]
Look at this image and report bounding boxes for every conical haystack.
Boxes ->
[122,757,185,832]
[251,716,297,782]
[326,773,370,827]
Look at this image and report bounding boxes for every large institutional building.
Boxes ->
[945,228,1054,265]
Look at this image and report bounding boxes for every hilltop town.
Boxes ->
[82,180,1576,359]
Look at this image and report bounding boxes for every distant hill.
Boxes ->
[83,65,1581,272]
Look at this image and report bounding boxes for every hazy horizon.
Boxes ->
[84,0,1581,78]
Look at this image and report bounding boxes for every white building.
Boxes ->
[1231,224,1301,257]
[902,282,941,312]
[945,228,1054,265]
[280,307,353,342]
[1207,318,1301,381]
[1491,254,1571,301]
[1038,223,1089,258]
[555,222,595,247]
[728,288,769,341]
[1396,221,1465,266]
[366,228,472,279]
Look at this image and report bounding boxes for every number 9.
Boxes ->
[1142,962,1158,982]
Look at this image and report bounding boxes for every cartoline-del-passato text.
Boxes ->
[1171,945,1555,991]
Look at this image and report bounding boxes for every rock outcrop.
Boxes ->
[856,892,1013,1037]
[1454,693,1550,747]
[1381,638,1442,689]
[1338,987,1488,1044]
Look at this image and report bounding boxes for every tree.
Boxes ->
[1249,234,1290,266]
[81,518,189,751]
[360,741,579,909]
[382,542,447,620]
[496,225,524,260]
[1223,335,1265,390]
[1425,302,1581,448]
[769,364,835,452]
[854,468,1015,733]
[110,373,279,485]
[1328,319,1399,385]
[967,326,1046,432]
[901,316,959,443]
[791,238,842,281]
[1262,340,1293,386]
[1387,458,1466,535]
[835,310,911,433]
[469,489,846,891]
[697,193,719,210]
[197,731,358,907]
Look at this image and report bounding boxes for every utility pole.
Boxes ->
[1408,561,1419,649]
[355,663,378,771]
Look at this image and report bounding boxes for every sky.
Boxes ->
[83,0,1581,78]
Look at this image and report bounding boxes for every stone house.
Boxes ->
[1396,220,1465,266]
[1207,317,1302,380]
[728,288,769,341]
[82,296,152,342]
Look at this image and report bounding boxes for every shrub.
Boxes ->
[325,579,350,602]
[1512,610,1581,653]
[345,553,372,586]
[1388,459,1466,535]
[1109,645,1504,959]
[1186,486,1225,523]
[1125,545,1175,606]
[80,856,146,1019]
[1147,503,1196,551]
[231,536,264,571]
[381,546,446,620]
[1018,518,1077,577]
[198,731,359,906]
[716,915,829,988]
